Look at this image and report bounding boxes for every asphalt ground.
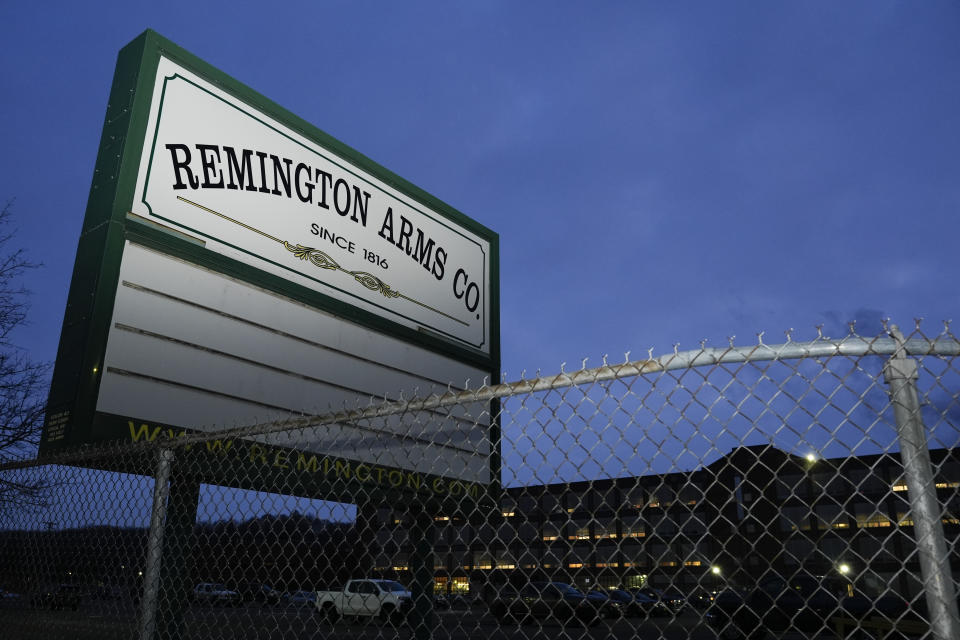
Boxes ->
[0,599,725,640]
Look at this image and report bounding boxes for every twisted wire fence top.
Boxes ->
[4,327,957,471]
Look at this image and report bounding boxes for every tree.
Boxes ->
[0,199,50,511]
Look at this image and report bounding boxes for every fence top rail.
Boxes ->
[6,331,959,472]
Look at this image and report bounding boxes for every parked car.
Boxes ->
[30,584,84,610]
[488,582,614,626]
[657,588,687,610]
[628,587,683,613]
[586,588,630,618]
[192,582,242,606]
[706,573,912,639]
[623,590,672,617]
[285,590,318,607]
[686,589,715,609]
[315,579,412,623]
[237,582,283,604]
[1,588,23,601]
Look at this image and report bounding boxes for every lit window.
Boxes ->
[568,563,583,569]
[856,513,892,528]
[501,511,515,517]
[543,534,559,541]
[893,485,909,492]
[684,560,702,567]
[569,526,590,541]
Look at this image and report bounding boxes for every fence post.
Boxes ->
[138,448,174,640]
[154,468,202,640]
[408,506,437,640]
[883,325,960,640]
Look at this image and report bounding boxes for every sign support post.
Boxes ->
[408,505,437,639]
[138,448,174,640]
[154,469,201,640]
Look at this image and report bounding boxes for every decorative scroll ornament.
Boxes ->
[176,197,464,325]
[282,242,400,300]
[282,243,341,271]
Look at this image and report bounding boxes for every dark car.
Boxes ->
[284,590,318,607]
[488,582,612,626]
[686,589,715,609]
[237,582,283,604]
[629,587,682,614]
[706,573,912,639]
[586,589,628,618]
[30,584,84,610]
[652,587,686,610]
[628,590,672,617]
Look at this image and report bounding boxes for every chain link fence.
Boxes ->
[1,322,959,639]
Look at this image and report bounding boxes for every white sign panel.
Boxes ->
[132,56,490,354]
[97,240,492,484]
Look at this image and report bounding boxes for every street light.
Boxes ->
[711,565,722,576]
[838,563,851,575]
[805,453,818,463]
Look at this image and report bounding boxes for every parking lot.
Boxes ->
[0,598,721,640]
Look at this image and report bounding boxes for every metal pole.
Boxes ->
[884,326,960,640]
[138,448,174,640]
[409,506,437,640]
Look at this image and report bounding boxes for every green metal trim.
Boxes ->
[42,32,160,453]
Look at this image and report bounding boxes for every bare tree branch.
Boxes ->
[0,199,51,512]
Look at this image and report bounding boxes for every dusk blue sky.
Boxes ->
[2,2,957,380]
[2,3,959,530]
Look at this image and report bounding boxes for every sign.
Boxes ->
[134,56,490,352]
[41,30,500,497]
